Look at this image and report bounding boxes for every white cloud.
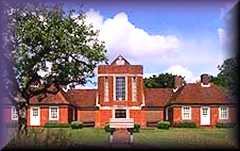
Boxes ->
[165,65,199,83]
[85,9,181,62]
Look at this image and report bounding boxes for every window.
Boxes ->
[116,77,126,100]
[49,106,59,120]
[104,77,109,102]
[202,107,208,115]
[182,106,191,120]
[11,106,18,120]
[219,106,229,120]
[33,108,39,116]
[132,77,137,102]
[115,109,126,118]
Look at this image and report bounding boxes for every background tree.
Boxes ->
[210,57,238,94]
[144,73,185,88]
[7,3,107,133]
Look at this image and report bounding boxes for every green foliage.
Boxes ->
[157,121,170,129]
[132,123,141,132]
[210,58,238,90]
[8,4,107,102]
[70,121,83,129]
[104,124,115,133]
[216,122,236,128]
[173,121,197,128]
[144,73,184,88]
[44,122,70,128]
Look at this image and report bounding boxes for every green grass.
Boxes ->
[6,128,109,149]
[133,128,238,149]
[5,127,239,149]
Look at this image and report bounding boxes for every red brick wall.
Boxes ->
[77,110,96,122]
[98,65,143,74]
[129,110,146,127]
[27,105,70,127]
[171,105,237,127]
[95,110,112,128]
[145,110,164,123]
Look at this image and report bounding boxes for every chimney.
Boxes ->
[200,74,211,87]
[173,75,184,92]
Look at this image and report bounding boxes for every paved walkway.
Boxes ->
[110,129,133,148]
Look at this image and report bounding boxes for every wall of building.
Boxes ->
[170,105,237,127]
[95,110,112,128]
[129,110,146,127]
[77,110,96,122]
[27,105,70,127]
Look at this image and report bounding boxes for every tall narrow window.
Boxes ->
[132,77,137,102]
[116,77,126,100]
[11,106,18,120]
[219,106,229,120]
[104,77,109,102]
[182,106,191,120]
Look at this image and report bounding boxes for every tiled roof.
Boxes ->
[168,83,236,105]
[66,89,97,107]
[144,88,173,107]
[30,89,70,105]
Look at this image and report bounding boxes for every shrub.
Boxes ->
[157,121,170,129]
[104,124,115,133]
[173,121,197,128]
[44,122,70,128]
[132,123,141,133]
[70,121,83,129]
[216,122,236,128]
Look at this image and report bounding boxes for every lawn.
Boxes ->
[4,127,239,149]
[133,128,239,149]
[5,128,110,149]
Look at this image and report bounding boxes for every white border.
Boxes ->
[11,106,18,120]
[49,106,59,121]
[181,106,192,120]
[218,106,229,120]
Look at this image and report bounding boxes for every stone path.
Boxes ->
[110,129,132,148]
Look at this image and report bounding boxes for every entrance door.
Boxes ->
[30,106,40,126]
[200,106,210,125]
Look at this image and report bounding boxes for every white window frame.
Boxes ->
[104,77,109,102]
[49,106,59,121]
[182,106,191,120]
[11,106,18,120]
[132,77,137,102]
[219,106,229,120]
[114,76,127,101]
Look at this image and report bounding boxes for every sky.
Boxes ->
[63,0,238,88]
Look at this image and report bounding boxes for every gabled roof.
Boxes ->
[66,89,97,107]
[30,89,70,105]
[168,83,236,105]
[111,55,130,65]
[144,88,173,107]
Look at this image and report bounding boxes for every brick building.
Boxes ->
[5,55,237,128]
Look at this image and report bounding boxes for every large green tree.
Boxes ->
[144,73,185,88]
[7,4,107,133]
[210,57,238,91]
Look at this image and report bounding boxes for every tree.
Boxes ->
[6,4,107,133]
[144,73,184,88]
[210,57,238,94]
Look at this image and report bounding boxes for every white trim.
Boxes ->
[165,107,169,120]
[125,76,128,100]
[30,106,40,126]
[200,106,211,125]
[104,77,109,102]
[11,106,18,120]
[113,76,116,100]
[218,106,229,120]
[99,106,142,110]
[49,106,59,121]
[181,106,191,120]
[201,83,211,87]
[98,74,143,77]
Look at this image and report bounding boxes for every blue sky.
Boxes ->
[63,0,237,88]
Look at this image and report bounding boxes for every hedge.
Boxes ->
[157,121,170,129]
[173,121,197,128]
[216,122,236,128]
[70,121,83,129]
[104,124,115,133]
[132,123,141,133]
[44,122,70,128]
